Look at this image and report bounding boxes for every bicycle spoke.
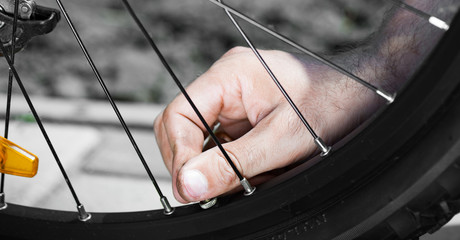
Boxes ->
[0,42,92,221]
[0,0,20,210]
[208,0,396,104]
[217,0,331,157]
[390,0,450,31]
[121,0,257,196]
[54,0,175,215]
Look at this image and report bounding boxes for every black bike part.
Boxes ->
[0,4,60,55]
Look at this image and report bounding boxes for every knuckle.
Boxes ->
[225,148,244,175]
[216,153,239,187]
[223,46,248,57]
[161,106,177,128]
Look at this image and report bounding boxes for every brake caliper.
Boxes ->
[0,0,60,55]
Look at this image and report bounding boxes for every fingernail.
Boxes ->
[182,169,208,199]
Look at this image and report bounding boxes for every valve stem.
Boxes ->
[199,198,218,209]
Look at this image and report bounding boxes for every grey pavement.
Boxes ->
[0,93,458,238]
[0,94,182,212]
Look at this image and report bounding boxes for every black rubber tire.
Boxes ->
[1,8,460,240]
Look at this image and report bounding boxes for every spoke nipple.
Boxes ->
[199,198,218,210]
[0,193,7,210]
[376,90,396,104]
[161,196,175,216]
[241,178,256,196]
[77,204,92,222]
[314,137,331,157]
[429,16,450,31]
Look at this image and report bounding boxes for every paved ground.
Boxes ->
[0,94,183,212]
[0,94,458,238]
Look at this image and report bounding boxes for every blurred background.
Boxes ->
[1,0,390,103]
[0,0,457,239]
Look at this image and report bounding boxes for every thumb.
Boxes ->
[175,109,317,202]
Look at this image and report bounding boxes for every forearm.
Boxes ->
[292,0,459,141]
[359,0,458,91]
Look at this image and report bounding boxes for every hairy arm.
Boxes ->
[357,0,458,91]
[297,0,459,135]
[154,0,459,203]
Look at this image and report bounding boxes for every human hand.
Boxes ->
[154,47,382,203]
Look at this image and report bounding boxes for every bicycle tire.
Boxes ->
[1,4,460,240]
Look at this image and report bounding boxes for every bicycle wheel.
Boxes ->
[1,0,460,239]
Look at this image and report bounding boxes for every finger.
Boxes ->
[218,118,253,140]
[153,112,174,173]
[160,69,250,202]
[160,47,284,180]
[161,108,204,203]
[154,113,190,202]
[171,167,187,203]
[175,106,318,202]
